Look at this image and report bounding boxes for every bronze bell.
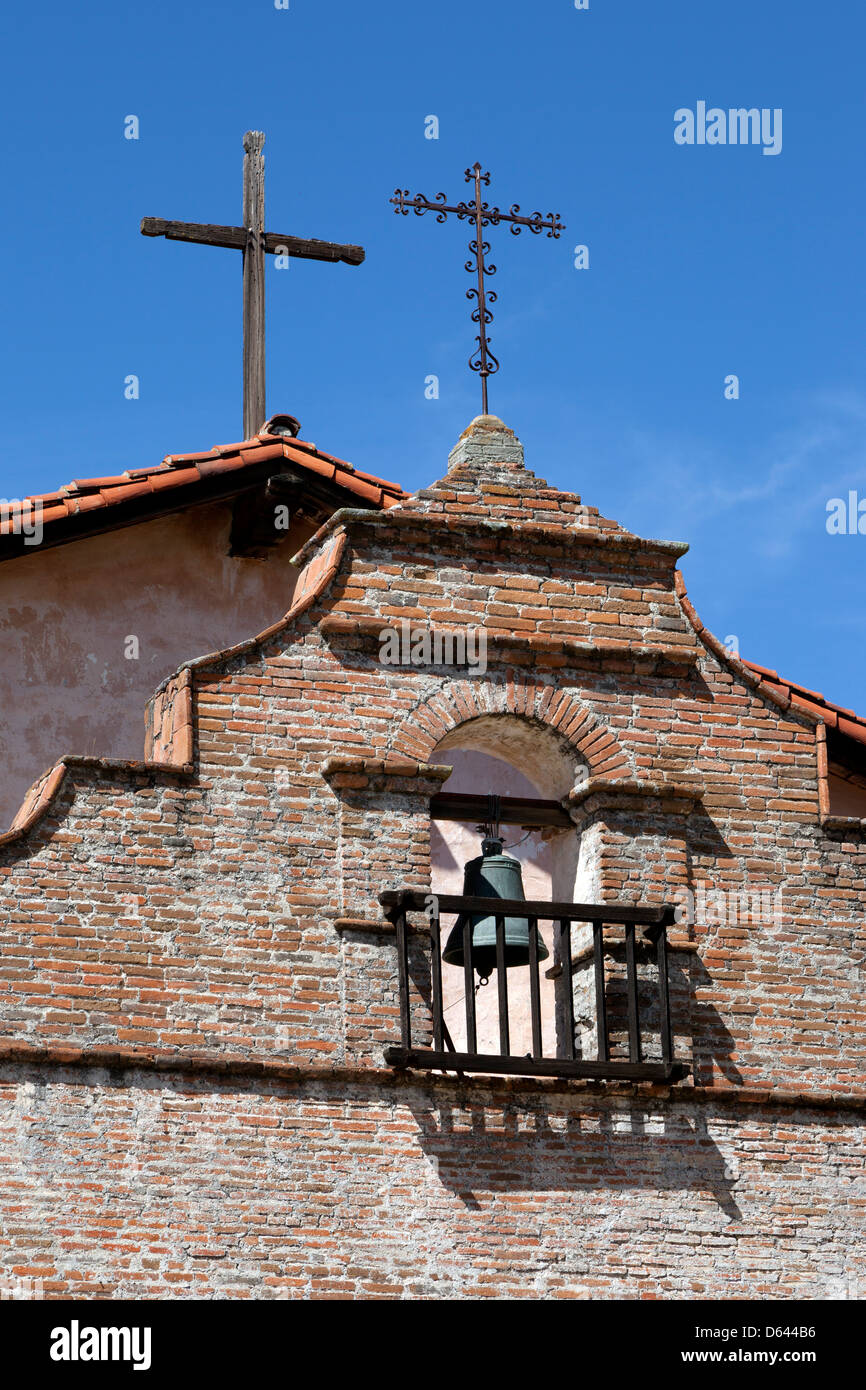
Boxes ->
[442,835,549,977]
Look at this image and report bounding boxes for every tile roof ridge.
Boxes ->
[676,572,866,731]
[0,424,408,544]
[741,658,866,731]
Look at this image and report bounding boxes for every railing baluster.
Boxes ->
[396,908,411,1050]
[593,921,609,1062]
[527,915,542,1059]
[625,923,642,1063]
[463,915,477,1054]
[380,889,683,1084]
[558,918,575,1061]
[495,913,509,1054]
[430,909,444,1053]
[656,924,672,1066]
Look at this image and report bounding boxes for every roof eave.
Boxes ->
[0,461,387,563]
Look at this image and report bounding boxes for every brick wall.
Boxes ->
[0,416,862,1299]
[0,1066,861,1299]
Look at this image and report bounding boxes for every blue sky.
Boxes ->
[1,0,864,708]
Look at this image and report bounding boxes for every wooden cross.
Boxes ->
[142,131,365,439]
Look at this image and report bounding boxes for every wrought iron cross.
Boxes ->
[391,163,565,415]
[142,132,365,440]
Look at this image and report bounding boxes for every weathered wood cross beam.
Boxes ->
[142,131,365,440]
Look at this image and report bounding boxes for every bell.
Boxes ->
[442,836,549,976]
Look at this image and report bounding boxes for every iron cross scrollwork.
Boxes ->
[391,163,565,415]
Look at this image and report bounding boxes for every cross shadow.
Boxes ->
[687,807,737,862]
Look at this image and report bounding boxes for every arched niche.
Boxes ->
[429,713,594,1055]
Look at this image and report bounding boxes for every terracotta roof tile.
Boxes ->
[337,475,384,505]
[39,504,71,524]
[68,493,108,515]
[167,449,221,464]
[741,658,866,741]
[793,682,825,704]
[761,679,789,702]
[0,424,408,549]
[97,481,154,504]
[838,716,866,746]
[291,453,336,482]
[675,576,866,743]
[148,467,200,491]
[213,441,251,457]
[69,476,133,490]
[239,443,284,465]
[195,455,246,479]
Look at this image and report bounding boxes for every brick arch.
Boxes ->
[389,677,631,786]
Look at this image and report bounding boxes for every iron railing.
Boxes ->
[379,890,687,1083]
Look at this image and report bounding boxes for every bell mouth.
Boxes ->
[442,813,549,973]
[441,943,549,975]
[441,914,551,974]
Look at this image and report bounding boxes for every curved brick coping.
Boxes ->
[675,572,851,835]
[675,570,823,727]
[0,1043,862,1111]
[0,755,192,849]
[1,762,67,844]
[3,533,349,836]
[145,666,194,765]
[291,506,690,570]
[149,531,347,702]
[319,614,698,669]
[141,530,348,768]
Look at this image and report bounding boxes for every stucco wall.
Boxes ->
[0,501,314,829]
